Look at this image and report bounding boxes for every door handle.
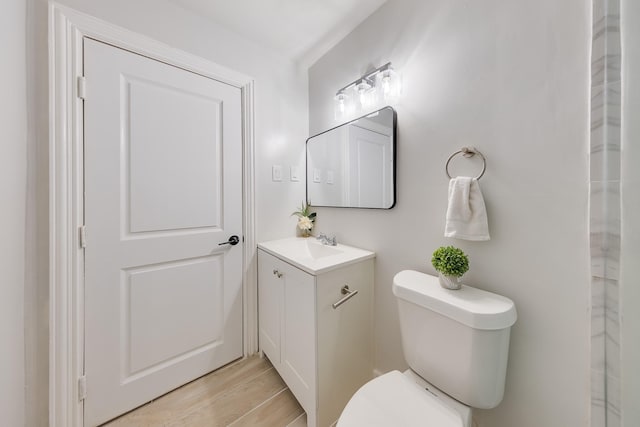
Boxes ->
[218,235,240,246]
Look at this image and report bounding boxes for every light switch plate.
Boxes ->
[327,170,334,184]
[272,165,283,182]
[290,166,300,182]
[313,168,322,183]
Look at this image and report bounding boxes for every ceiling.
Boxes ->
[169,0,387,66]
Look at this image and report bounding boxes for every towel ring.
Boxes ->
[445,147,486,180]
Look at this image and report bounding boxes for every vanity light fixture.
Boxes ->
[334,62,401,121]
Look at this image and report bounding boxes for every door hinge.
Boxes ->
[78,375,87,401]
[77,76,87,100]
[79,225,87,249]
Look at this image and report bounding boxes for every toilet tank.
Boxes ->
[392,270,517,409]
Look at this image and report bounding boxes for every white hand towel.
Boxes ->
[444,176,490,241]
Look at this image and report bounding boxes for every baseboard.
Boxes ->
[372,368,386,377]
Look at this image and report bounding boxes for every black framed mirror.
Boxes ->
[306,106,397,209]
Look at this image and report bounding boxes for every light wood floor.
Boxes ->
[102,355,306,427]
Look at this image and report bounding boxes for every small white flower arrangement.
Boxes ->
[291,201,316,237]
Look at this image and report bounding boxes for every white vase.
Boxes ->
[438,273,462,290]
[298,228,312,237]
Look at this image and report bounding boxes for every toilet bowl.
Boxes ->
[338,370,471,427]
[338,270,517,426]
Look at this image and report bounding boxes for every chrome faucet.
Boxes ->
[316,233,337,246]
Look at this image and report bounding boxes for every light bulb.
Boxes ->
[355,80,373,109]
[359,90,367,104]
[334,91,349,121]
[380,67,401,105]
[381,70,392,95]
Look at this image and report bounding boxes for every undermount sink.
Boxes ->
[257,237,375,275]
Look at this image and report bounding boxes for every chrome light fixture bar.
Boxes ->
[334,62,401,121]
[335,62,393,96]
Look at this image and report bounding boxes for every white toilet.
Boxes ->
[338,270,517,427]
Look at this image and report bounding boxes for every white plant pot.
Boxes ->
[438,273,462,290]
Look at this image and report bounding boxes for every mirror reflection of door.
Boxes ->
[306,106,396,209]
[345,123,392,207]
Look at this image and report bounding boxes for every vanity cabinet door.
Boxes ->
[258,250,316,416]
[258,250,283,364]
[281,263,316,415]
[316,259,374,426]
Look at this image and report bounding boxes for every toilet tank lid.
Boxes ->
[393,270,517,330]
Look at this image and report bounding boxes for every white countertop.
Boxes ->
[258,237,375,275]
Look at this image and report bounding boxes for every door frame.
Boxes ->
[49,4,257,426]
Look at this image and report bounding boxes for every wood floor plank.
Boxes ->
[286,413,307,427]
[229,388,304,427]
[101,355,307,427]
[103,355,275,426]
[174,367,287,426]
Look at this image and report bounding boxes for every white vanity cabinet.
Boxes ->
[257,239,374,427]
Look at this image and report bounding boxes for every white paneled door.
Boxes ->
[83,39,243,426]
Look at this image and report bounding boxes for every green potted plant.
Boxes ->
[291,201,316,237]
[431,246,469,290]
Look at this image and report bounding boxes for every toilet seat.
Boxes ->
[337,371,465,427]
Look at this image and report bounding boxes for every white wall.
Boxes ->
[26,0,307,424]
[0,0,27,426]
[621,0,640,424]
[308,0,590,426]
